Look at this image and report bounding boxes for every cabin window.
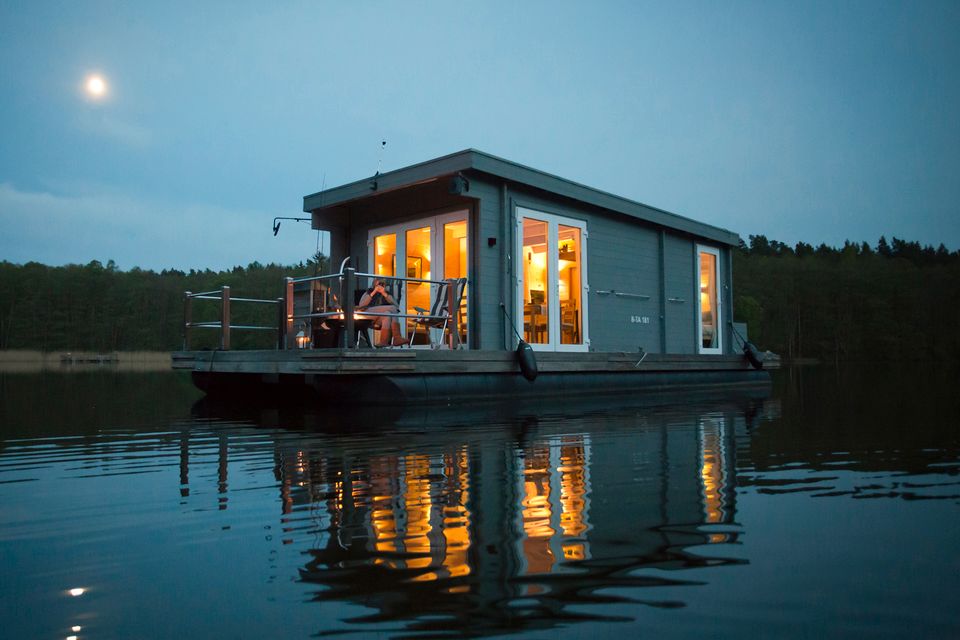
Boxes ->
[374,233,396,277]
[517,208,589,352]
[522,218,550,345]
[558,224,582,345]
[405,226,432,336]
[443,220,469,345]
[697,245,722,354]
[369,210,469,348]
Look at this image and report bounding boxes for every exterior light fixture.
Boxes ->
[272,216,311,236]
[449,173,470,195]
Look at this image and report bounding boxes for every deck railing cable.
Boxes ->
[182,262,463,351]
[284,268,462,349]
[183,286,281,351]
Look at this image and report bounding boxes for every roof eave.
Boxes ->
[303,149,740,246]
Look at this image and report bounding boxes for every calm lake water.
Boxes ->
[1,365,958,639]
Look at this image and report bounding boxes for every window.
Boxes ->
[697,245,722,354]
[516,208,589,352]
[369,210,469,348]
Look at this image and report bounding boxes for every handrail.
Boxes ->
[182,259,466,352]
[286,269,461,344]
[183,285,282,350]
[287,273,341,285]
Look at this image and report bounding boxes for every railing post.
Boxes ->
[284,277,295,349]
[276,298,285,350]
[342,268,356,348]
[447,278,459,349]
[183,292,192,350]
[220,286,231,350]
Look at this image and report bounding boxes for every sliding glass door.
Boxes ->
[516,207,588,352]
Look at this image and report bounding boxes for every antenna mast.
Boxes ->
[376,140,387,175]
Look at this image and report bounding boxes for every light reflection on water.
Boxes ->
[0,367,958,639]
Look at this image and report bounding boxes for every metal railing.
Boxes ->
[183,286,282,350]
[285,268,463,350]
[181,264,464,351]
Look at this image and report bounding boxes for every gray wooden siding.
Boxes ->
[663,234,696,354]
[585,216,661,353]
[721,245,734,356]
[506,187,664,353]
[469,177,505,351]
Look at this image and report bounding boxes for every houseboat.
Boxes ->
[173,149,775,403]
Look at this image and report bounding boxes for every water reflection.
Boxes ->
[186,391,773,636]
[741,365,960,502]
[3,367,958,639]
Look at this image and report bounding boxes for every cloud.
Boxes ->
[0,183,321,271]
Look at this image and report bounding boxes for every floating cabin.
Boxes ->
[174,149,774,403]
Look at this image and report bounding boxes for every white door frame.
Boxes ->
[368,209,470,348]
[515,207,590,353]
[696,244,723,355]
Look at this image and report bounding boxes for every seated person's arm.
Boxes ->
[358,290,373,309]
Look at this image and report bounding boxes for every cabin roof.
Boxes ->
[303,149,739,246]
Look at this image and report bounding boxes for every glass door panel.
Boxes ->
[406,226,432,342]
[558,225,582,345]
[369,211,469,349]
[522,218,550,344]
[517,208,588,352]
[698,247,720,353]
[374,233,396,278]
[443,219,468,344]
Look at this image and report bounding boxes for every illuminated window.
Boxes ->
[405,227,432,336]
[517,208,588,352]
[368,211,469,348]
[374,233,396,278]
[522,218,549,344]
[697,246,722,354]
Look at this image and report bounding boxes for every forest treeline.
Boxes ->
[1,236,959,361]
[734,236,960,363]
[0,259,321,352]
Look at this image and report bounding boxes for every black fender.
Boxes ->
[516,341,538,381]
[743,342,765,370]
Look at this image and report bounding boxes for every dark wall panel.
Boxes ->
[664,234,696,354]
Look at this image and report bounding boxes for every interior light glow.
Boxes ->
[72,627,82,632]
[68,588,85,597]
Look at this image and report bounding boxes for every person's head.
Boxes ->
[375,279,386,288]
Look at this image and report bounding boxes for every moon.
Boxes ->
[84,74,108,99]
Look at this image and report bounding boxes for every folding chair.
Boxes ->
[409,278,467,349]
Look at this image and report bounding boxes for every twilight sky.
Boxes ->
[1,0,958,270]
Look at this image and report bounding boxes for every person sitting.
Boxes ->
[357,278,405,346]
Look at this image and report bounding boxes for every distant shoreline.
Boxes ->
[0,350,171,373]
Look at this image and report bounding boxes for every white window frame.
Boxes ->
[515,207,590,353]
[696,244,723,355]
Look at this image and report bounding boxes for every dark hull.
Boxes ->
[191,368,770,405]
